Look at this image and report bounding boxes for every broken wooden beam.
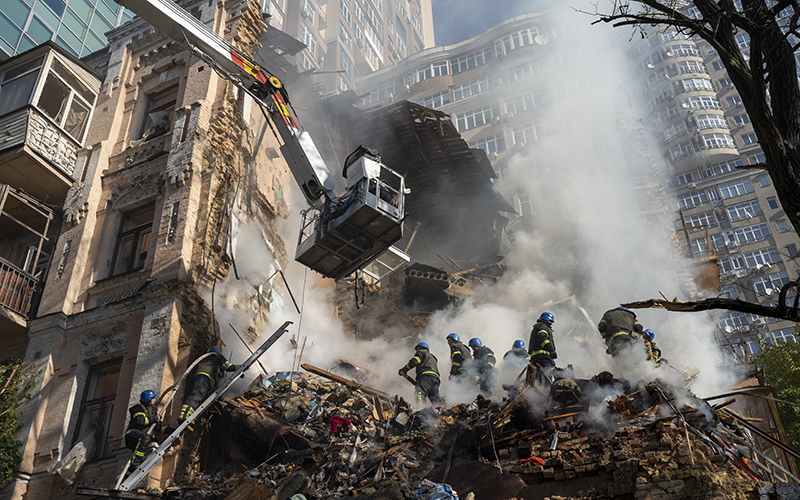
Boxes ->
[301,364,392,401]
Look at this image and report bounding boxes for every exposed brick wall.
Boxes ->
[505,425,759,500]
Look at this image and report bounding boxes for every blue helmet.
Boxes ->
[540,312,554,322]
[468,337,482,347]
[617,306,631,312]
[416,342,429,350]
[513,339,525,350]
[644,329,655,341]
[208,346,220,354]
[140,390,157,404]
[446,333,460,342]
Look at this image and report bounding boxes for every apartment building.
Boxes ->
[261,0,434,93]
[1,1,296,497]
[632,28,800,359]
[0,0,133,59]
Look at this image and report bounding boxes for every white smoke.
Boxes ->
[207,0,736,408]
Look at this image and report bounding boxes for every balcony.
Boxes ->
[0,184,58,322]
[0,43,100,206]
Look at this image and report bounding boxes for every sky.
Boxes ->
[431,0,558,45]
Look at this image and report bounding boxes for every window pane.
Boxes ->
[27,14,53,44]
[69,0,94,23]
[113,233,135,275]
[64,95,90,140]
[62,7,88,38]
[100,0,120,15]
[37,71,70,124]
[90,12,113,38]
[41,0,65,16]
[83,29,105,53]
[55,35,79,56]
[0,70,39,116]
[32,2,59,32]
[0,15,23,52]
[3,0,31,28]
[95,1,116,26]
[17,34,36,53]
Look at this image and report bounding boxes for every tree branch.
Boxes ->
[623,280,800,322]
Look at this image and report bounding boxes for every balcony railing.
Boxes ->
[0,106,79,178]
[0,257,42,318]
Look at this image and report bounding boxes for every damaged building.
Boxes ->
[1,1,296,497]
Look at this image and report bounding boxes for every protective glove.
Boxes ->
[398,368,407,377]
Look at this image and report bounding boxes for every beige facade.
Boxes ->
[265,0,434,93]
[5,1,294,498]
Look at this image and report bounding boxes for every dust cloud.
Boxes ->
[208,0,736,407]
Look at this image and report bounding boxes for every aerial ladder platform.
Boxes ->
[80,321,292,495]
[114,0,408,280]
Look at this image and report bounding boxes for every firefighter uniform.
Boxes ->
[472,346,497,397]
[179,351,238,422]
[645,339,662,362]
[502,346,530,384]
[448,340,472,379]
[400,346,441,405]
[597,307,644,357]
[124,402,172,476]
[528,320,557,369]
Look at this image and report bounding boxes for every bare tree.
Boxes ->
[623,279,800,320]
[594,0,800,234]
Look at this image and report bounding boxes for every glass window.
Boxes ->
[83,30,106,54]
[0,67,40,117]
[73,360,121,459]
[27,15,53,44]
[684,211,717,229]
[734,222,771,245]
[727,199,761,221]
[17,34,36,53]
[35,62,95,141]
[677,190,709,209]
[450,48,492,74]
[757,175,770,187]
[777,220,789,233]
[787,244,797,258]
[4,0,31,27]
[743,247,781,268]
[742,133,758,145]
[772,328,796,343]
[37,72,71,123]
[69,0,94,23]
[767,197,779,209]
[41,0,66,16]
[469,132,506,155]
[747,152,766,165]
[734,113,750,125]
[90,12,114,38]
[137,84,178,140]
[33,1,60,30]
[453,76,490,101]
[456,103,499,132]
[718,178,754,199]
[112,204,155,276]
[752,271,790,294]
[727,95,743,106]
[63,8,88,38]
[0,17,23,55]
[57,30,81,54]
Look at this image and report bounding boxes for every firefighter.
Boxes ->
[469,338,497,397]
[178,346,239,423]
[445,333,472,380]
[398,342,441,405]
[502,340,530,384]
[125,390,174,477]
[597,306,645,357]
[643,329,662,362]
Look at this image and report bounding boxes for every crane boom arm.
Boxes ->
[116,0,335,208]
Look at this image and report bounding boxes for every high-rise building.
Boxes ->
[262,0,434,93]
[355,5,800,357]
[0,0,133,59]
[633,27,800,361]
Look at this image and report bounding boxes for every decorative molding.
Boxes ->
[110,173,164,211]
[123,135,169,168]
[97,287,138,307]
[166,101,202,185]
[55,240,71,281]
[82,330,125,362]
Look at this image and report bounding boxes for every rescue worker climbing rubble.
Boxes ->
[528,312,557,385]
[399,342,441,405]
[502,340,530,385]
[643,329,662,362]
[598,306,645,358]
[179,346,239,423]
[469,338,497,397]
[125,390,174,477]
[445,333,471,380]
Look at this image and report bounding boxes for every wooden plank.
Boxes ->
[300,364,392,401]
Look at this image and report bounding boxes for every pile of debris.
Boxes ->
[163,365,795,500]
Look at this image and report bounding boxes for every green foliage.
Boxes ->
[0,359,36,489]
[752,328,800,453]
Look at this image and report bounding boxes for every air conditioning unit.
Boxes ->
[492,116,501,124]
[687,182,697,190]
[753,318,766,325]
[739,325,751,332]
